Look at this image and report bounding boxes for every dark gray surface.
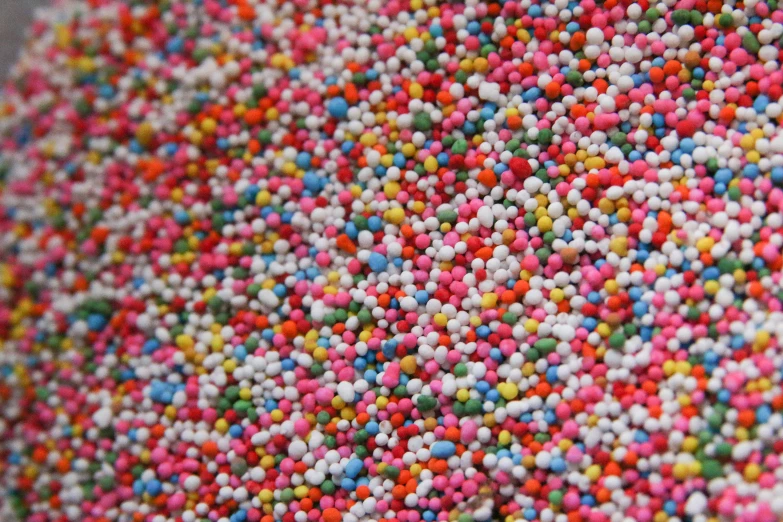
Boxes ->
[0,0,48,80]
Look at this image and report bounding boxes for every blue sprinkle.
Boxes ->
[367,216,382,232]
[430,441,456,459]
[87,314,107,332]
[633,302,648,317]
[143,339,161,355]
[296,152,312,168]
[757,404,771,423]
[328,97,349,118]
[368,252,387,272]
[753,95,769,113]
[679,138,695,153]
[366,421,380,435]
[146,479,162,496]
[345,458,364,478]
[550,457,566,473]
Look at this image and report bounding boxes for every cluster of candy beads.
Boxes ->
[2,0,783,521]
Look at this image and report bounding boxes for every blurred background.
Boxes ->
[0,0,48,80]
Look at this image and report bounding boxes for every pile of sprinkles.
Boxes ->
[3,0,783,521]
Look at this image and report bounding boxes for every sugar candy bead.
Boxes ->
[2,0,783,522]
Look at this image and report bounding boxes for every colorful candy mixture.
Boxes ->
[4,0,783,521]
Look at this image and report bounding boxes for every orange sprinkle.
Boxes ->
[477,169,497,188]
[323,508,342,522]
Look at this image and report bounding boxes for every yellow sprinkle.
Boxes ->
[424,156,439,173]
[673,463,688,480]
[135,122,154,147]
[499,382,518,400]
[584,157,606,171]
[595,323,611,337]
[359,133,377,147]
[401,143,417,157]
[165,405,177,420]
[282,161,297,175]
[704,280,719,295]
[473,58,489,73]
[754,330,771,348]
[598,198,615,214]
[433,313,448,327]
[211,336,224,352]
[200,118,217,135]
[609,237,628,256]
[341,407,356,421]
[675,361,692,375]
[481,292,498,309]
[215,418,229,433]
[537,216,553,232]
[400,355,417,375]
[744,463,760,481]
[696,237,715,253]
[682,436,698,453]
[385,207,405,224]
[739,134,756,150]
[176,335,194,350]
[260,456,275,470]
[55,25,71,48]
